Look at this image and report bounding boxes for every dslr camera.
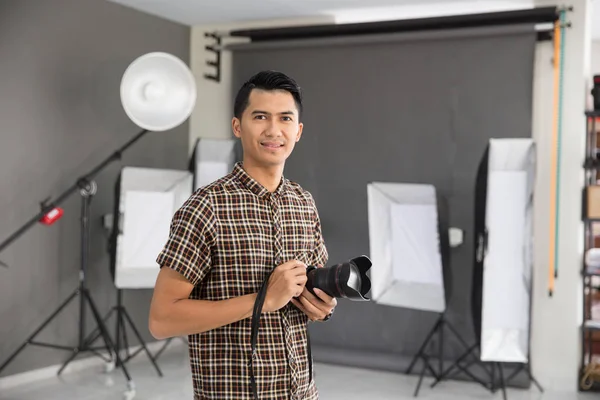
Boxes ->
[305,255,372,301]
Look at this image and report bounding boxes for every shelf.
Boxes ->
[584,158,600,170]
[585,320,600,331]
[585,271,600,278]
[586,110,600,118]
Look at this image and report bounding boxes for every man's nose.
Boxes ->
[264,120,282,136]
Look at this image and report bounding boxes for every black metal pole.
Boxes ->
[229,6,560,42]
[0,129,150,258]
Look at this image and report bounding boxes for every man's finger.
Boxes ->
[305,288,334,306]
[282,260,307,270]
[291,298,310,316]
[299,294,326,317]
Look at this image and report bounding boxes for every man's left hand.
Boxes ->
[291,286,337,322]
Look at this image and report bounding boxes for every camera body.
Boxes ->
[305,255,372,301]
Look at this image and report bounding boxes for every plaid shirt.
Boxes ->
[156,162,329,400]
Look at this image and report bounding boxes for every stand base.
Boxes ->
[154,336,189,361]
[85,290,163,377]
[0,287,135,398]
[406,313,479,397]
[430,343,543,400]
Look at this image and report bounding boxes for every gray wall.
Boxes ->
[0,1,189,377]
[231,26,536,380]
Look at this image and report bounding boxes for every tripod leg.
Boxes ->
[83,289,133,383]
[430,343,475,387]
[407,315,443,375]
[527,364,544,393]
[122,307,163,377]
[57,349,81,376]
[414,356,429,397]
[0,289,78,374]
[497,363,507,400]
[154,338,175,361]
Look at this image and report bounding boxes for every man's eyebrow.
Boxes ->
[251,110,295,115]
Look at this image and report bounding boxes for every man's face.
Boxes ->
[232,89,303,168]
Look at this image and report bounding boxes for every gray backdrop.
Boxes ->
[0,0,189,377]
[231,25,536,378]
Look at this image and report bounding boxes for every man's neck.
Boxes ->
[241,160,284,193]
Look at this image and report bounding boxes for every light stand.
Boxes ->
[402,193,481,397]
[429,138,543,400]
[0,52,197,399]
[0,129,150,399]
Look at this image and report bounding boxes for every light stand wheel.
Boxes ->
[105,357,116,373]
[123,380,136,400]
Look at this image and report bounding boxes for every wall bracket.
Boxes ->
[204,32,221,83]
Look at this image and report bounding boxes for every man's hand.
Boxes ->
[263,260,308,313]
[291,278,337,322]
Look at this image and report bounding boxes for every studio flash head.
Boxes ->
[306,255,372,301]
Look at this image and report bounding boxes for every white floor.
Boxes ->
[0,342,597,400]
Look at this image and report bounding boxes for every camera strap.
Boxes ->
[249,270,272,400]
[249,269,314,400]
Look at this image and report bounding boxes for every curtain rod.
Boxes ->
[228,7,559,43]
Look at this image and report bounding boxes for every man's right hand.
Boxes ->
[263,260,308,313]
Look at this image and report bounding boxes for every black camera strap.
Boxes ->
[249,270,313,400]
[249,270,272,400]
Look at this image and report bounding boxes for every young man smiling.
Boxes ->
[149,70,336,400]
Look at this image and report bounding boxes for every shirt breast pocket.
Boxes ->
[283,223,315,266]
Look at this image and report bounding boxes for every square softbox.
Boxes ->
[110,167,193,289]
[189,137,237,190]
[472,138,535,363]
[367,182,448,313]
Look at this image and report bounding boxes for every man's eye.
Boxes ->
[254,115,266,120]
[282,116,292,122]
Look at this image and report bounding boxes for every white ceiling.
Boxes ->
[108,0,600,39]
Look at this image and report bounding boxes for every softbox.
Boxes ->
[189,137,237,190]
[472,138,535,363]
[367,182,450,313]
[110,166,193,289]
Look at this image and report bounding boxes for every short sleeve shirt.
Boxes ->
[156,162,329,400]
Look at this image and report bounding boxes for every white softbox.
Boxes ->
[189,137,237,190]
[474,138,535,363]
[367,182,447,313]
[110,166,193,289]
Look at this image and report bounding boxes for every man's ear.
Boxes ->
[295,122,304,142]
[232,117,242,138]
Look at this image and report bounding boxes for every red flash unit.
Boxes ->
[40,207,64,225]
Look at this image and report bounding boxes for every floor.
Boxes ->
[0,342,597,400]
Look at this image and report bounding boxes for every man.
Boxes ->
[149,70,336,400]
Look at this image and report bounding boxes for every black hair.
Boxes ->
[233,70,303,120]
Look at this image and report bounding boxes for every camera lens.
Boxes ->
[306,256,371,301]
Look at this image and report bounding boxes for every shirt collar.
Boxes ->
[232,162,287,199]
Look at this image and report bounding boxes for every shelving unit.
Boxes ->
[581,109,600,391]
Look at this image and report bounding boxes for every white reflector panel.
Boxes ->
[479,138,535,363]
[191,138,236,190]
[367,182,446,313]
[121,191,174,270]
[113,167,192,289]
